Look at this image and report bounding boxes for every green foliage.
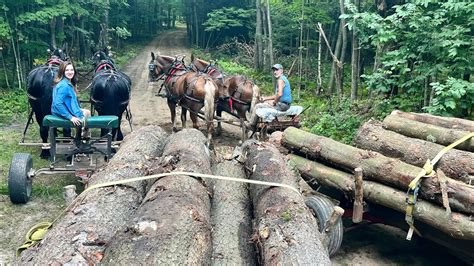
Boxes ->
[203,7,252,32]
[17,4,73,25]
[424,78,474,116]
[113,26,132,39]
[299,91,422,144]
[0,89,29,126]
[350,0,473,117]
[0,17,11,40]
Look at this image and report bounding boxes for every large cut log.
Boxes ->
[282,127,474,214]
[354,120,474,183]
[209,160,256,265]
[391,110,474,132]
[289,154,474,243]
[19,126,168,265]
[383,114,474,152]
[102,128,212,265]
[243,140,331,265]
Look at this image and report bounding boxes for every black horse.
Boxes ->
[90,48,132,140]
[26,47,70,158]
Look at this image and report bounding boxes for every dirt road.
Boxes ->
[119,29,241,147]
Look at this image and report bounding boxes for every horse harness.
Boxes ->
[26,59,63,102]
[161,62,208,104]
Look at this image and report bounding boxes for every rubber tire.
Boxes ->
[305,194,344,256]
[8,153,33,204]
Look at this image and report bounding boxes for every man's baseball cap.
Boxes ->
[272,63,283,70]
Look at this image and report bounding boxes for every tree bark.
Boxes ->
[328,21,342,94]
[288,155,474,240]
[350,0,360,101]
[102,129,212,264]
[354,120,474,183]
[243,141,331,265]
[265,0,274,69]
[383,114,474,152]
[254,0,264,70]
[282,127,474,214]
[18,126,168,265]
[209,160,256,265]
[337,0,348,96]
[390,110,474,132]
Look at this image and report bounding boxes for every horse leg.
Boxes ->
[167,99,178,132]
[239,118,247,142]
[215,105,222,136]
[181,106,187,129]
[190,112,199,129]
[116,119,124,141]
[35,111,50,159]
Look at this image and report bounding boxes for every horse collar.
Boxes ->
[96,63,114,72]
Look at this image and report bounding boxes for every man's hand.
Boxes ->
[70,116,82,126]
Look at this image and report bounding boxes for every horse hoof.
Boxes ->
[172,127,179,133]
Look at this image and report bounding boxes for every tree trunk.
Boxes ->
[243,141,331,265]
[18,126,169,265]
[328,21,342,94]
[297,0,304,100]
[281,127,474,214]
[210,160,256,265]
[383,114,474,152]
[50,17,57,48]
[353,120,474,183]
[350,0,360,101]
[193,0,199,46]
[337,0,348,96]
[317,30,322,94]
[102,129,212,264]
[265,0,274,69]
[254,0,264,70]
[288,155,474,240]
[390,110,474,132]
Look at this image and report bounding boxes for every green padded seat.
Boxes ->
[43,115,119,128]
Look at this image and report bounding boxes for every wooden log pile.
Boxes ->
[18,128,330,264]
[281,111,474,248]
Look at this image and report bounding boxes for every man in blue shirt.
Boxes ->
[262,63,292,111]
[246,63,292,127]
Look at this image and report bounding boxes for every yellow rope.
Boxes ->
[17,170,300,256]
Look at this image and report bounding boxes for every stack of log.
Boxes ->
[18,128,331,264]
[282,110,474,261]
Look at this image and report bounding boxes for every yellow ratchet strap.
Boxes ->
[17,171,300,255]
[16,222,52,256]
[405,132,474,240]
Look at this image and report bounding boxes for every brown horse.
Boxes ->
[190,57,260,141]
[148,52,220,146]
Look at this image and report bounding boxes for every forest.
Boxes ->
[0,1,473,264]
[0,0,472,142]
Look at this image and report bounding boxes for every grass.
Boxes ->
[0,123,81,203]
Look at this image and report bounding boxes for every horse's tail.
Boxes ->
[204,78,217,123]
[249,83,261,118]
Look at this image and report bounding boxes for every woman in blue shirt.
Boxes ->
[51,61,90,126]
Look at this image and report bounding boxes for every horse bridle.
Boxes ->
[148,60,166,82]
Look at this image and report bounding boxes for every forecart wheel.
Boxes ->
[305,194,344,256]
[8,153,33,204]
